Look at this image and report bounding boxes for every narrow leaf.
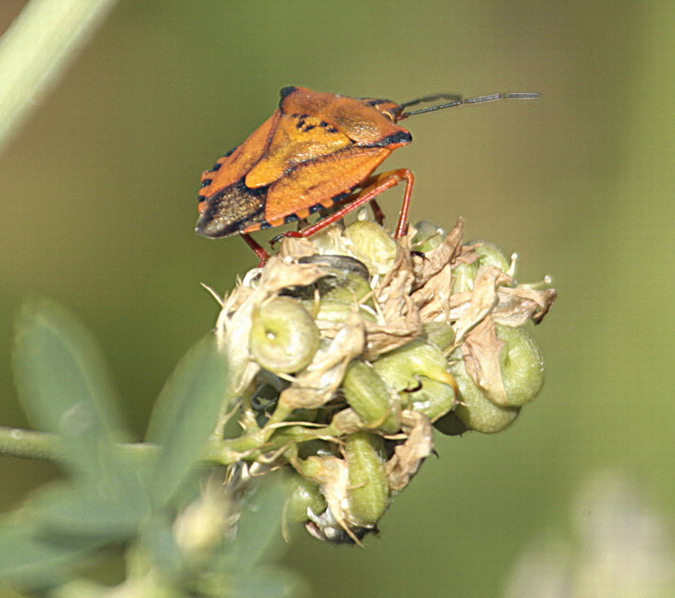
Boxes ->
[145,333,229,507]
[12,298,127,477]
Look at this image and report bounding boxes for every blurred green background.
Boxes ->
[0,0,673,596]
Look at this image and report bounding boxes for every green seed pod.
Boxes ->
[373,339,457,392]
[450,357,520,433]
[423,321,456,352]
[451,260,478,293]
[342,360,400,433]
[411,221,447,253]
[320,270,373,305]
[472,240,511,273]
[407,375,457,422]
[284,472,327,524]
[344,220,398,275]
[307,298,376,325]
[495,325,545,406]
[249,296,320,374]
[300,254,374,306]
[345,432,389,528]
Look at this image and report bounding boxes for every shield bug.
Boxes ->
[196,86,538,260]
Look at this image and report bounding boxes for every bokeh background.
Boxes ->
[1,1,673,596]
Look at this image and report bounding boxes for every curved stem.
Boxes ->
[0,0,120,154]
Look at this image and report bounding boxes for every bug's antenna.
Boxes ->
[399,92,540,119]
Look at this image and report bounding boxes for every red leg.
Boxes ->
[331,194,385,225]
[241,232,270,265]
[286,168,415,240]
[370,198,386,225]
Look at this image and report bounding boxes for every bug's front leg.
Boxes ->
[240,233,270,265]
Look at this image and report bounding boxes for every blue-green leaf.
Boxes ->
[234,479,286,573]
[0,519,101,590]
[220,475,286,576]
[12,298,128,480]
[230,566,309,598]
[30,482,149,541]
[222,476,306,597]
[12,298,149,519]
[145,333,229,507]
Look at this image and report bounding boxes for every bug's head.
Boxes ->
[358,98,407,123]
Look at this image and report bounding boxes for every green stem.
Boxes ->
[201,423,339,465]
[0,0,120,154]
[0,425,157,463]
[0,419,337,467]
[0,425,62,461]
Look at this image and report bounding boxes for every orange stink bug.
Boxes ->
[196,86,538,260]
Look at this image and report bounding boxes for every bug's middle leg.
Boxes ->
[286,168,415,240]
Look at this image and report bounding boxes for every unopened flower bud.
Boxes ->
[317,267,373,305]
[452,241,510,294]
[345,432,389,528]
[342,360,400,433]
[309,298,376,325]
[373,339,457,392]
[494,325,545,407]
[423,321,456,352]
[407,375,457,422]
[249,296,320,374]
[450,357,521,433]
[452,261,478,293]
[472,240,511,272]
[284,473,327,524]
[411,221,447,253]
[344,220,398,274]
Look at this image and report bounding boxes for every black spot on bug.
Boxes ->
[374,130,412,147]
[223,144,239,158]
[282,212,300,225]
[201,178,213,188]
[308,203,325,214]
[279,86,297,100]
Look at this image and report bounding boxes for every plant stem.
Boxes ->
[0,0,120,154]
[0,425,62,461]
[0,420,337,467]
[0,425,157,464]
